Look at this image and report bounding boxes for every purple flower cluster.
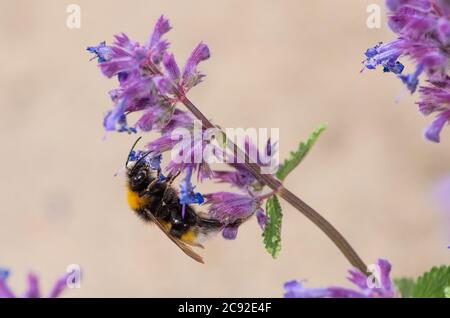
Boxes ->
[363,0,450,142]
[0,268,70,298]
[284,259,397,298]
[88,16,279,239]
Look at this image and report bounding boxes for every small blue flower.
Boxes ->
[363,42,404,75]
[86,41,111,63]
[0,268,9,281]
[179,167,204,218]
[145,153,162,171]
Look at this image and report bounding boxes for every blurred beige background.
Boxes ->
[0,0,449,297]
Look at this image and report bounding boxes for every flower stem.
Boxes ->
[176,92,368,274]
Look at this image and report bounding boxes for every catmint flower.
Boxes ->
[88,15,211,137]
[284,259,397,298]
[90,15,275,242]
[363,0,450,142]
[0,268,71,298]
[203,192,261,225]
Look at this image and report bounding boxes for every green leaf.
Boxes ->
[411,265,450,298]
[444,287,450,298]
[394,277,415,298]
[262,195,283,258]
[276,125,326,181]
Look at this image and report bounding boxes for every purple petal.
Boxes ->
[424,109,450,143]
[161,109,194,133]
[146,133,181,153]
[163,53,181,82]
[23,272,40,298]
[182,42,210,89]
[103,98,135,133]
[398,64,423,93]
[147,15,171,48]
[377,259,394,293]
[437,0,450,15]
[283,280,331,298]
[212,169,256,188]
[437,17,450,45]
[0,270,15,298]
[135,105,172,132]
[204,192,258,224]
[327,287,367,298]
[153,75,171,95]
[256,208,267,230]
[347,269,368,290]
[47,273,70,298]
[222,225,238,240]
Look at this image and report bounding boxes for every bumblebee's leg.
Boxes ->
[153,203,171,220]
[166,169,181,185]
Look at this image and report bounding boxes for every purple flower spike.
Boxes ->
[284,259,397,298]
[204,192,260,225]
[0,269,71,298]
[363,0,450,141]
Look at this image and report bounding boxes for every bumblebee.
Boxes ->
[125,138,228,263]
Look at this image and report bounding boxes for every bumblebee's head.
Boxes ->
[127,162,154,192]
[125,138,158,192]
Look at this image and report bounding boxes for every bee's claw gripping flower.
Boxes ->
[0,268,71,298]
[363,0,450,142]
[284,259,396,298]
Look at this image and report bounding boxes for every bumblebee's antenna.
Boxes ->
[126,137,143,168]
[130,151,153,174]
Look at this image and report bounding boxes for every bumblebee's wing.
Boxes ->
[144,209,204,264]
